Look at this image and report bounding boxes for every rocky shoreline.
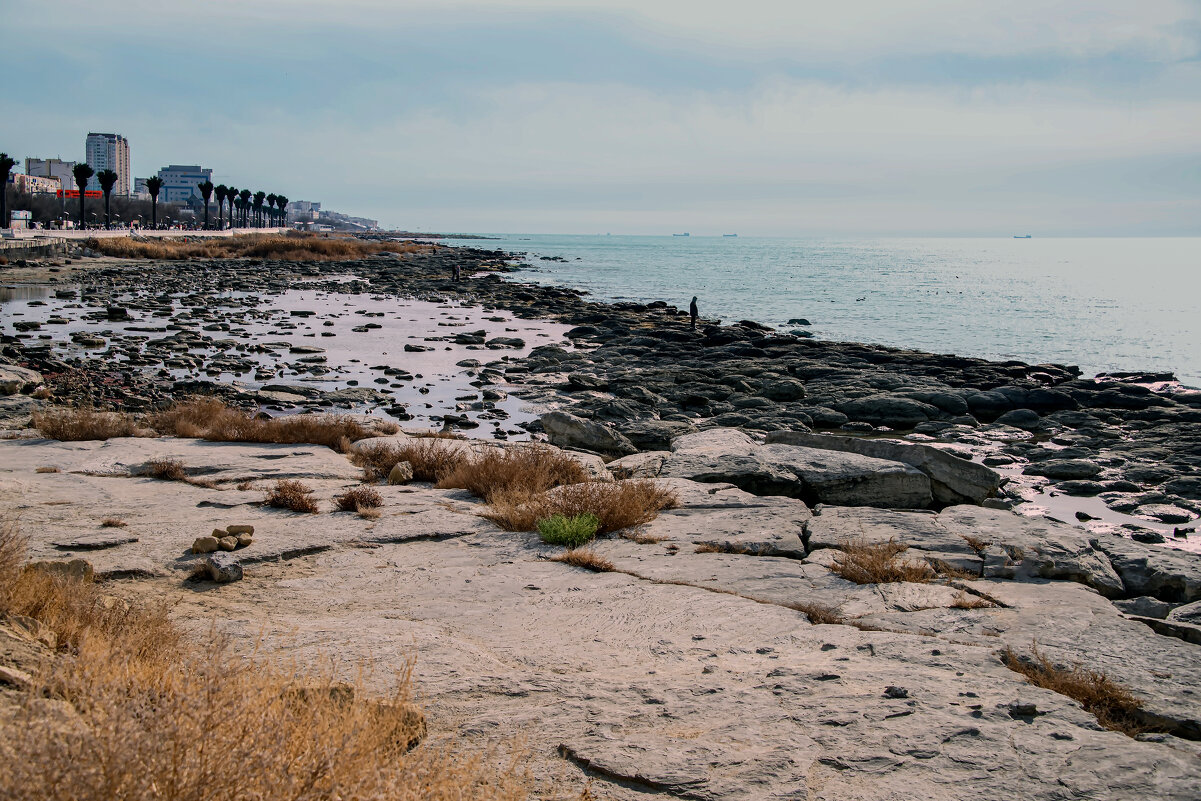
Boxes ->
[3,241,1201,798]
[2,243,1198,545]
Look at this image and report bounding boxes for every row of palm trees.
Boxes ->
[193,183,288,231]
[2,151,291,231]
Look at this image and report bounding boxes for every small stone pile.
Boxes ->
[192,524,254,554]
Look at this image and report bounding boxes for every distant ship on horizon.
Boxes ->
[1014,234,1032,239]
[723,233,738,237]
[673,232,690,237]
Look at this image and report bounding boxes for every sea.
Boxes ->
[472,235,1201,389]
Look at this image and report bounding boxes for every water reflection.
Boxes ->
[0,285,53,303]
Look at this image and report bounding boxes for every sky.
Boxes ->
[2,0,1199,235]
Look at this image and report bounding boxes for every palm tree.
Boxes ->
[72,164,94,229]
[145,176,163,228]
[276,195,288,228]
[253,191,266,228]
[96,170,119,229]
[214,185,227,229]
[198,180,214,229]
[266,193,277,227]
[239,189,251,227]
[0,153,15,229]
[225,186,237,228]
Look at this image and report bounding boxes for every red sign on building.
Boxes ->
[57,189,103,199]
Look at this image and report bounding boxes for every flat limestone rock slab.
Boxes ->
[639,480,810,557]
[766,430,1002,505]
[806,506,981,573]
[939,505,1125,598]
[1,437,362,483]
[1090,534,1201,603]
[145,518,1201,800]
[856,578,1201,741]
[52,533,138,551]
[661,429,933,508]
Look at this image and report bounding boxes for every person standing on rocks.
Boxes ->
[452,264,462,281]
[689,296,699,330]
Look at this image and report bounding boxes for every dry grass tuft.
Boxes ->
[335,486,383,513]
[264,479,320,514]
[86,232,434,262]
[961,534,992,553]
[0,520,530,801]
[437,445,589,503]
[621,530,667,545]
[35,466,60,474]
[829,539,935,585]
[788,601,845,625]
[32,408,150,441]
[694,543,724,554]
[351,438,467,483]
[145,458,187,482]
[951,591,996,609]
[152,398,381,452]
[549,548,615,573]
[1002,644,1152,736]
[100,518,128,528]
[485,479,677,534]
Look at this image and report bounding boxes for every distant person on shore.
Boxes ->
[452,264,462,281]
[689,296,698,330]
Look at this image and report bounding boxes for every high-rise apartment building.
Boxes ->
[85,132,131,195]
[26,157,78,190]
[156,165,214,204]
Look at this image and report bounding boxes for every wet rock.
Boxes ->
[1023,459,1103,480]
[995,408,1042,431]
[836,395,941,428]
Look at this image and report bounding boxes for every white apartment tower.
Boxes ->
[85,132,131,195]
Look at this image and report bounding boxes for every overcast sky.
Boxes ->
[2,0,1199,235]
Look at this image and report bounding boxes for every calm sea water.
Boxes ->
[474,235,1201,388]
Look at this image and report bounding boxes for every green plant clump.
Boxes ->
[537,513,600,548]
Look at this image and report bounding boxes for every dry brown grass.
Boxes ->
[100,518,127,528]
[437,445,589,503]
[694,543,724,554]
[961,534,992,553]
[264,479,320,514]
[32,408,150,441]
[485,480,678,534]
[1002,645,1152,736]
[828,539,935,585]
[0,521,530,801]
[34,466,60,474]
[621,530,667,545]
[951,591,997,609]
[145,457,187,482]
[549,548,615,573]
[86,232,434,262]
[334,486,383,513]
[788,601,845,625]
[351,438,467,483]
[152,398,389,452]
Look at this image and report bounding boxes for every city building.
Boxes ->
[85,133,131,195]
[156,165,213,204]
[286,200,320,222]
[26,157,77,189]
[9,173,62,194]
[132,177,151,200]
